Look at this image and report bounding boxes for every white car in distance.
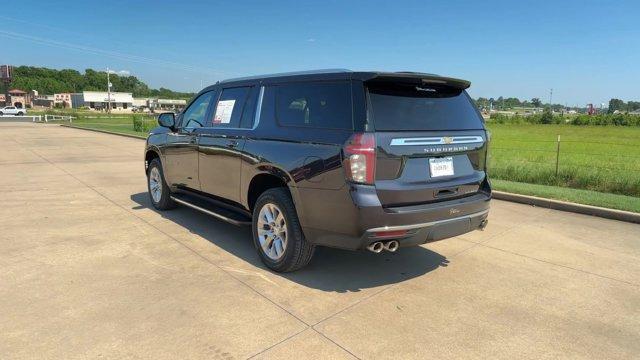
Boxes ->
[0,106,27,116]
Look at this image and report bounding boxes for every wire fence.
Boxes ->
[488,135,640,196]
[34,112,159,134]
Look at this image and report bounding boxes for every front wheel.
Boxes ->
[252,188,315,272]
[147,158,175,210]
[17,112,24,116]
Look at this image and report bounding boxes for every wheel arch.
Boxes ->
[144,146,162,173]
[245,167,305,225]
[247,173,289,212]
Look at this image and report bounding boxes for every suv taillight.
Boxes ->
[343,133,376,185]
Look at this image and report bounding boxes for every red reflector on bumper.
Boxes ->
[373,230,408,238]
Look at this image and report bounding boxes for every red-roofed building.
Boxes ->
[6,89,31,108]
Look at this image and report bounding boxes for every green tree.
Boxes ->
[608,98,626,113]
[627,101,640,111]
[474,97,490,109]
[531,98,542,108]
[1,65,194,99]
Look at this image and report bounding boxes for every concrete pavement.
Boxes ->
[1,122,639,359]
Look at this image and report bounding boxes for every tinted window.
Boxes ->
[367,83,483,131]
[210,87,251,128]
[239,87,259,129]
[182,91,214,128]
[276,82,352,129]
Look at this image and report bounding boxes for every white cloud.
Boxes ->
[306,38,316,42]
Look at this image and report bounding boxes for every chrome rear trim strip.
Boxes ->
[367,209,489,232]
[390,135,484,146]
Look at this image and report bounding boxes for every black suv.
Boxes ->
[145,70,490,272]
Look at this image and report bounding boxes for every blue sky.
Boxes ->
[1,0,638,105]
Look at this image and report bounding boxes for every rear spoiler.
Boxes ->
[358,72,471,90]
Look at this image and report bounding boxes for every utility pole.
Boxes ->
[549,88,553,107]
[1,65,13,107]
[106,67,111,114]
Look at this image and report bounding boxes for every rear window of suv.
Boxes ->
[275,81,352,130]
[366,82,483,131]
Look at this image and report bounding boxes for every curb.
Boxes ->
[493,191,640,224]
[59,124,146,140]
[56,124,640,225]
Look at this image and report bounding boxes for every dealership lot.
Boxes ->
[1,122,639,359]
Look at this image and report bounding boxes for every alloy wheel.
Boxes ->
[149,167,162,203]
[257,203,288,260]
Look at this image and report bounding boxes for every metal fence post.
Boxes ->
[555,134,561,177]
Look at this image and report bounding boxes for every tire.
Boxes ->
[0,112,3,116]
[147,158,176,210]
[17,112,23,116]
[252,188,315,272]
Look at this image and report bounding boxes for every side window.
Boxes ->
[239,87,259,129]
[210,86,251,128]
[181,91,214,128]
[275,82,352,130]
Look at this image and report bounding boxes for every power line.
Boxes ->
[0,29,222,76]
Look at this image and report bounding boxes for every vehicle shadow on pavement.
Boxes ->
[131,192,449,293]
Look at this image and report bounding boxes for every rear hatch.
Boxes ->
[365,78,489,207]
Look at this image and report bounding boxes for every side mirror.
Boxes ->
[157,112,175,129]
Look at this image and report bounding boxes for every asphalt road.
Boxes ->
[1,122,639,359]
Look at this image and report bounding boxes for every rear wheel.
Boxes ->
[252,188,314,272]
[147,158,175,210]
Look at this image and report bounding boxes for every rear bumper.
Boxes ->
[299,184,491,250]
[364,208,489,248]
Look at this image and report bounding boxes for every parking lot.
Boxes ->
[1,121,639,359]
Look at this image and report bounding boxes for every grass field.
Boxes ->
[492,179,640,213]
[44,116,640,213]
[50,114,154,137]
[485,123,640,197]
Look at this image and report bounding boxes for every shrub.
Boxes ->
[133,115,154,132]
[540,108,553,124]
[489,112,640,127]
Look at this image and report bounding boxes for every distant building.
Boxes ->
[71,91,134,111]
[7,89,29,108]
[150,98,187,111]
[54,93,72,107]
[132,98,148,108]
[32,94,55,108]
[132,97,187,112]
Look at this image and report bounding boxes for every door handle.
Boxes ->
[189,138,197,144]
[227,140,239,148]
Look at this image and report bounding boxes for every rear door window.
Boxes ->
[275,81,352,130]
[366,83,483,131]
[210,86,251,128]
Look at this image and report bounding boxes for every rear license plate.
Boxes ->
[429,157,454,177]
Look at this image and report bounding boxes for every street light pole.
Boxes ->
[106,68,111,114]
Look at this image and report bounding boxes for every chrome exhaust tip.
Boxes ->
[479,219,488,231]
[384,240,399,252]
[367,241,384,253]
